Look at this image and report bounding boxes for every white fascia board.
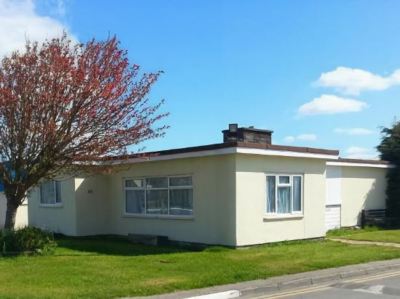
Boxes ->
[110,147,237,164]
[326,161,394,169]
[236,147,339,160]
[110,146,338,165]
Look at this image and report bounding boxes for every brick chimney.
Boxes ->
[222,124,273,145]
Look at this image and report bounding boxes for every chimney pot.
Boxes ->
[229,123,238,133]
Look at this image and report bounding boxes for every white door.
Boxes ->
[325,205,341,231]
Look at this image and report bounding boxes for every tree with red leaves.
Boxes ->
[0,34,167,229]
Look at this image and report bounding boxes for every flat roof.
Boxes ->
[104,141,340,161]
[335,158,390,165]
[326,157,391,168]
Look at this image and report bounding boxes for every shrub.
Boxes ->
[0,227,57,255]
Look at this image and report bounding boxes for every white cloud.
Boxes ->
[284,136,295,143]
[298,94,368,116]
[316,66,400,95]
[297,134,317,141]
[345,146,378,160]
[334,128,375,136]
[0,0,74,58]
[283,134,317,143]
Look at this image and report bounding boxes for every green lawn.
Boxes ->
[328,227,400,244]
[1,236,400,299]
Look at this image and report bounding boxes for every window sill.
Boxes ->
[263,214,303,221]
[122,213,194,221]
[39,203,63,208]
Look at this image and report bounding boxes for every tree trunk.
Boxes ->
[4,198,19,230]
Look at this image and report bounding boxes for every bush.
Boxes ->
[0,227,57,255]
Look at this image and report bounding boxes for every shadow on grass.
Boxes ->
[54,235,203,257]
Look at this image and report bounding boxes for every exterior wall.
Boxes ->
[25,154,389,246]
[0,192,28,229]
[235,154,327,246]
[340,166,387,227]
[28,177,78,235]
[73,154,237,246]
[75,175,112,236]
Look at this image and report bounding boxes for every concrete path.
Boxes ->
[132,258,400,299]
[328,238,400,248]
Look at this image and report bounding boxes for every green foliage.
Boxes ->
[330,228,400,244]
[378,121,400,164]
[0,227,57,255]
[327,226,379,237]
[378,121,400,218]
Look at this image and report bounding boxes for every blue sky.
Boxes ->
[2,1,400,159]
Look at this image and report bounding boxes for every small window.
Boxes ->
[279,176,290,184]
[266,174,303,215]
[266,176,276,213]
[169,176,192,187]
[40,180,62,205]
[125,179,143,188]
[293,176,302,212]
[146,177,168,189]
[124,176,193,216]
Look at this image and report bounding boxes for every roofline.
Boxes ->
[105,142,339,165]
[327,158,393,169]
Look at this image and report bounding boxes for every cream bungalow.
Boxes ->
[26,124,390,246]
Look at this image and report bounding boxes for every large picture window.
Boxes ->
[266,174,302,215]
[124,176,193,216]
[40,180,62,205]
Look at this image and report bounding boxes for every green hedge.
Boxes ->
[0,227,57,255]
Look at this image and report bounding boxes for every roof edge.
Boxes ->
[327,158,393,168]
[103,141,339,163]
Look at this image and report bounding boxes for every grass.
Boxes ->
[328,227,400,244]
[0,236,400,298]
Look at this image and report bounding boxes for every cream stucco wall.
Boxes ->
[235,154,327,246]
[103,154,237,246]
[28,177,78,235]
[0,193,28,229]
[340,166,387,227]
[28,155,236,245]
[75,175,112,236]
[26,153,389,246]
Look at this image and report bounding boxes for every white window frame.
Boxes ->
[266,174,303,216]
[39,180,62,207]
[124,175,193,217]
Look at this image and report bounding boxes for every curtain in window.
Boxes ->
[266,176,276,213]
[146,190,168,214]
[126,190,145,214]
[55,181,62,203]
[277,186,291,213]
[169,189,193,215]
[40,181,55,204]
[293,176,302,212]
